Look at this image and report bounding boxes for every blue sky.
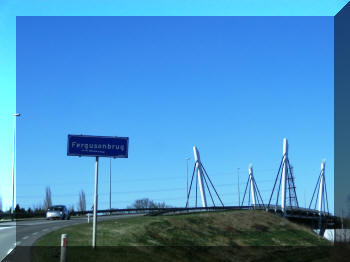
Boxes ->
[13,16,334,212]
[0,0,347,212]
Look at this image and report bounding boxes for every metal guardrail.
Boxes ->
[72,205,334,218]
[72,205,339,229]
[1,206,341,229]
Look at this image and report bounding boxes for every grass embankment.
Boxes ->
[32,210,332,262]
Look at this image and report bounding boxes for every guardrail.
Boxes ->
[71,205,334,218]
[1,206,339,228]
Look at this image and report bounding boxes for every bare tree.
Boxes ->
[128,198,170,209]
[78,190,86,212]
[68,204,75,214]
[43,186,52,210]
[32,202,43,212]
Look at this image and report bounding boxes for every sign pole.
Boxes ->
[109,158,112,214]
[92,156,99,248]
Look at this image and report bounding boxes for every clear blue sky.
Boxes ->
[1,1,346,212]
[14,16,334,212]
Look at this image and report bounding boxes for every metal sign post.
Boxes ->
[92,156,99,248]
[67,134,129,249]
[109,158,112,214]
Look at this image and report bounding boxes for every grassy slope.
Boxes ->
[32,210,332,262]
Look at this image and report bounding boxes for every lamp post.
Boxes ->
[12,113,20,220]
[237,167,240,206]
[186,157,190,199]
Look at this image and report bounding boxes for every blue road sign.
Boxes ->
[67,135,129,158]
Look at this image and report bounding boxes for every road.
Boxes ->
[0,222,16,262]
[0,214,142,262]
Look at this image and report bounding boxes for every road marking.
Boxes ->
[0,226,15,231]
[6,248,14,256]
[32,232,38,235]
[22,236,29,240]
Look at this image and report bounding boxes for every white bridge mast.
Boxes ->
[249,165,256,207]
[193,146,207,207]
[318,160,326,213]
[281,138,288,213]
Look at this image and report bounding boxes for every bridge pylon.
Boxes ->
[268,138,299,215]
[241,164,265,208]
[185,146,224,208]
[309,160,329,215]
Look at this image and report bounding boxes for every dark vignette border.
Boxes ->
[335,0,350,240]
[9,6,350,261]
[4,246,349,262]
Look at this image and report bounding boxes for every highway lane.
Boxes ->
[1,218,85,262]
[1,214,143,262]
[0,222,16,262]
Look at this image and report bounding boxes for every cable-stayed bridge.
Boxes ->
[71,138,341,237]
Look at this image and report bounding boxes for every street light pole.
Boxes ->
[237,167,240,206]
[11,113,20,221]
[186,157,190,199]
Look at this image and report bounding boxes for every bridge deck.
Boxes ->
[71,205,340,230]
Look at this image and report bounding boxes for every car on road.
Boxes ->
[46,205,70,220]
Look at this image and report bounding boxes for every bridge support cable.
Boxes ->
[200,162,225,207]
[195,167,198,207]
[201,166,216,207]
[241,164,265,208]
[185,163,197,208]
[185,146,224,208]
[248,179,251,206]
[324,178,329,214]
[254,176,266,207]
[241,176,250,206]
[309,171,321,209]
[275,168,283,209]
[286,158,299,207]
[267,156,284,209]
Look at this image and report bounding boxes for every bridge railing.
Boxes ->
[72,204,334,217]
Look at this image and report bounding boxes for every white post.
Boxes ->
[281,138,288,214]
[249,165,256,207]
[92,156,99,248]
[193,146,207,208]
[318,160,326,213]
[60,234,67,262]
[88,213,90,223]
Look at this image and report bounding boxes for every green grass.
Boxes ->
[32,210,333,262]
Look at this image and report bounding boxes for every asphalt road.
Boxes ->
[0,222,16,262]
[0,214,143,262]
